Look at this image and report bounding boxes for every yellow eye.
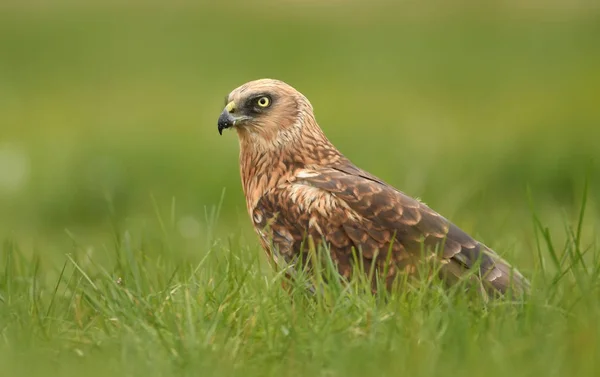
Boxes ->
[257,96,270,108]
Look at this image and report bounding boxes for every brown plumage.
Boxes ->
[217,78,529,298]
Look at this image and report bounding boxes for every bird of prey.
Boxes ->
[217,78,529,298]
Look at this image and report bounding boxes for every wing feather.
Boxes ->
[253,163,529,296]
[328,163,529,295]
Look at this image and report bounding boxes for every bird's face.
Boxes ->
[217,79,311,146]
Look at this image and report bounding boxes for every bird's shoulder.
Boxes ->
[253,162,430,221]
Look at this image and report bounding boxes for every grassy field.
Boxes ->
[1,2,600,376]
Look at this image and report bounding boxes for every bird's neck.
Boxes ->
[238,121,343,215]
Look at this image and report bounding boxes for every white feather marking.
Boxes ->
[308,217,323,235]
[296,169,320,178]
[288,182,363,223]
[290,183,322,210]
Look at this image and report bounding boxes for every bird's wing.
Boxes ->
[253,162,529,296]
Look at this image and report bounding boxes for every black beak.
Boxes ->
[217,110,235,135]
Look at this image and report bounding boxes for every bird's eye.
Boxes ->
[256,96,271,108]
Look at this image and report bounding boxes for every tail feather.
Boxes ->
[441,244,530,299]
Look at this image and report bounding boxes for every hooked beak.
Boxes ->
[217,110,235,135]
[217,101,250,135]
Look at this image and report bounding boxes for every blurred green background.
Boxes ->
[1,1,599,268]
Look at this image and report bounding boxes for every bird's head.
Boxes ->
[217,79,316,150]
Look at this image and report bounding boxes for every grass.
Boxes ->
[1,182,599,377]
[1,2,600,376]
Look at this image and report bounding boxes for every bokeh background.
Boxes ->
[1,1,599,271]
